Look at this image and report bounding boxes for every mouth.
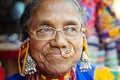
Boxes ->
[46,52,63,58]
[46,51,74,59]
[45,46,75,59]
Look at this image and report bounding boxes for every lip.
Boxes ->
[46,52,63,58]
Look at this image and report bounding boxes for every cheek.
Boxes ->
[29,40,45,58]
[72,37,83,56]
[73,37,83,49]
[29,40,46,52]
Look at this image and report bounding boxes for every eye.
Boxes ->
[36,27,54,36]
[68,27,76,31]
[40,27,52,32]
[63,25,78,36]
[64,26,77,32]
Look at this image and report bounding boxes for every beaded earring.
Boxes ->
[79,34,91,72]
[18,41,36,76]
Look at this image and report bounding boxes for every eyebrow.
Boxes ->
[34,20,79,27]
[64,20,78,26]
[35,20,53,26]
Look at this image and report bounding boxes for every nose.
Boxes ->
[50,31,68,48]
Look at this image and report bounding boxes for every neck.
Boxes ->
[39,72,70,80]
[27,68,76,80]
[38,68,68,78]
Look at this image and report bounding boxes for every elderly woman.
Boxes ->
[9,0,119,80]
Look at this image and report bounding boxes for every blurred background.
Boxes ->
[0,0,120,80]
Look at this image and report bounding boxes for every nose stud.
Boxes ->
[60,46,74,58]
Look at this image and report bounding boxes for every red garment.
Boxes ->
[0,66,5,80]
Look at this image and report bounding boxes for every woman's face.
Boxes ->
[29,0,83,76]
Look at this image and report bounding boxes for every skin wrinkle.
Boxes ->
[24,0,84,78]
[37,40,79,62]
[29,1,81,28]
[21,0,85,41]
[44,59,73,72]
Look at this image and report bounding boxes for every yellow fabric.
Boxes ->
[83,37,90,60]
[94,67,115,80]
[118,73,120,80]
[109,27,119,37]
[40,73,69,80]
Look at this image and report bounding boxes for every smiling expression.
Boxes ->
[28,0,84,77]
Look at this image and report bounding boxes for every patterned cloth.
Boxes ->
[81,0,119,69]
[8,62,120,80]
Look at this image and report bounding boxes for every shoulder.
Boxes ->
[75,63,120,80]
[8,73,26,80]
[75,62,96,80]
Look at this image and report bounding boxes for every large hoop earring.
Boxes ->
[79,34,91,72]
[18,41,36,76]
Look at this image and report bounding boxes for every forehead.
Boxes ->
[32,0,80,16]
[30,0,81,26]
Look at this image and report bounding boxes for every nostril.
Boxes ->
[50,36,68,48]
[61,46,66,48]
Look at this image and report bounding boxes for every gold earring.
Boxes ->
[18,41,29,76]
[18,41,37,76]
[79,34,91,72]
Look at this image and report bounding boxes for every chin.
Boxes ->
[38,60,76,77]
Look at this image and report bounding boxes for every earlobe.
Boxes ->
[81,27,86,33]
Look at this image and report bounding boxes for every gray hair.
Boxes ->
[20,0,86,41]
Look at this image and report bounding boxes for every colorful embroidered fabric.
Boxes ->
[96,0,119,69]
[79,0,97,36]
[97,0,120,43]
[81,0,119,69]
[8,62,120,80]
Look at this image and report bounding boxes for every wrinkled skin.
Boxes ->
[29,0,83,77]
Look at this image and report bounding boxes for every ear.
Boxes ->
[81,27,86,33]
